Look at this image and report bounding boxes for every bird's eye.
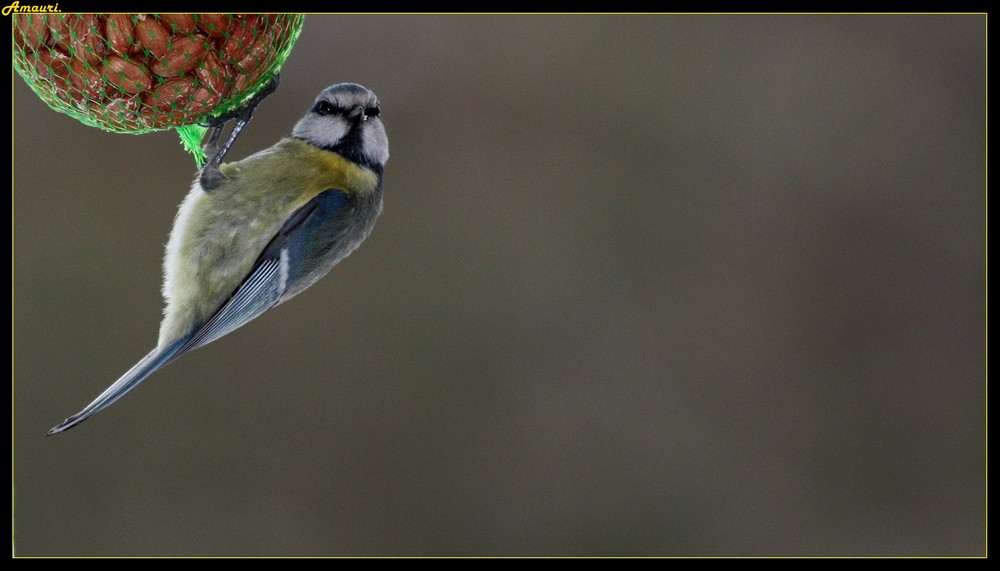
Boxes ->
[366,103,380,118]
[312,101,338,116]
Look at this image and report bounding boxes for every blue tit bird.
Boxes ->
[47,82,388,435]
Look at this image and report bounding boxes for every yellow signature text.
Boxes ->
[3,2,60,16]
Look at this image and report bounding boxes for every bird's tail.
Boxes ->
[46,339,186,436]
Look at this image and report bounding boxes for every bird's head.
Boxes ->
[292,83,388,173]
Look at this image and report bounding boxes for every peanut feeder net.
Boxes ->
[12,13,305,164]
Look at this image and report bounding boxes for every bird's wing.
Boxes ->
[179,257,284,353]
[179,188,350,354]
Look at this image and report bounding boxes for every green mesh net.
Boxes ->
[12,13,304,162]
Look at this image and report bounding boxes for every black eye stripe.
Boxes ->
[313,100,380,118]
[311,100,346,116]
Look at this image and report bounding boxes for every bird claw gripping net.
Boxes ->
[12,13,304,161]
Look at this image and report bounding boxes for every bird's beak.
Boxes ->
[348,105,367,123]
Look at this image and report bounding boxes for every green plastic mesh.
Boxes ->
[13,13,304,161]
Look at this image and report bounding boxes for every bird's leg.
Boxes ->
[199,74,281,191]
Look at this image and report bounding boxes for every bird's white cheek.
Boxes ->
[362,121,389,165]
[292,114,350,149]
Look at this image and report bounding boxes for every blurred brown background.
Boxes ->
[13,15,985,556]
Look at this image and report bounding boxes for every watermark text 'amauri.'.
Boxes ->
[3,2,61,16]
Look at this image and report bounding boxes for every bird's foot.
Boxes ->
[198,74,281,191]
